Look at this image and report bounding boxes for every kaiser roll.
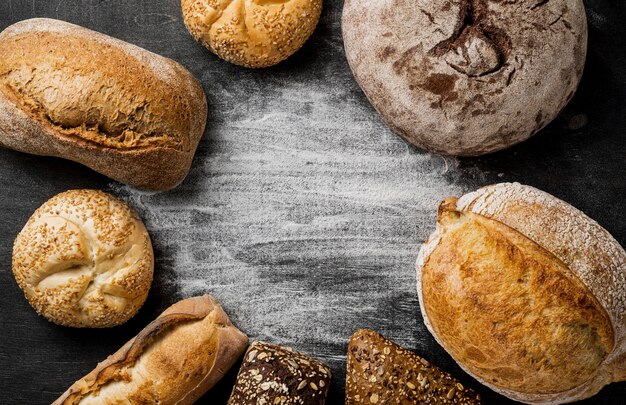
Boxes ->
[12,190,154,328]
[182,0,323,68]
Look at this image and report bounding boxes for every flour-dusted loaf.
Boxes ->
[342,0,587,156]
[347,329,482,404]
[228,341,331,404]
[182,0,323,68]
[0,18,207,190]
[416,183,626,403]
[53,295,249,405]
[12,190,153,328]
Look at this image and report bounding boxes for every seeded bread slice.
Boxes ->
[227,341,331,405]
[346,329,481,404]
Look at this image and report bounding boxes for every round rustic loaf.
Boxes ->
[12,190,154,328]
[416,183,626,403]
[182,0,323,68]
[342,0,587,156]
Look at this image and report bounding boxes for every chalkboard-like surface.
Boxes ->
[0,1,625,404]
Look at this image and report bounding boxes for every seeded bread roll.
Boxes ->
[53,295,249,405]
[227,341,331,404]
[12,190,153,328]
[182,0,323,68]
[416,183,626,403]
[0,18,207,190]
[342,0,587,156]
[347,329,481,404]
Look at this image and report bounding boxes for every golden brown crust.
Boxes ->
[417,183,626,404]
[53,295,249,405]
[12,190,153,328]
[182,0,323,68]
[0,18,207,190]
[346,329,482,404]
[422,202,613,394]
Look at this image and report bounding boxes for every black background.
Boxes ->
[1,1,626,404]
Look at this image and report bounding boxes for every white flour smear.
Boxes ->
[111,68,466,377]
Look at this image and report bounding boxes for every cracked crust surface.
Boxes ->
[53,295,249,405]
[416,183,626,404]
[0,18,207,190]
[182,0,323,68]
[12,190,154,328]
[342,0,587,156]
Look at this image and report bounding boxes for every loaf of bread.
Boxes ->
[0,18,207,190]
[182,0,323,68]
[53,295,248,404]
[417,183,626,403]
[342,0,587,156]
[347,329,481,404]
[228,341,331,404]
[12,190,153,328]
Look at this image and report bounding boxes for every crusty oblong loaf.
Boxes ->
[0,18,207,190]
[416,183,626,404]
[53,295,249,405]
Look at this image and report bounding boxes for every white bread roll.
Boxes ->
[54,295,249,405]
[12,190,153,328]
[416,183,626,404]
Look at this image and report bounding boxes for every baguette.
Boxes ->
[0,18,207,190]
[53,295,248,405]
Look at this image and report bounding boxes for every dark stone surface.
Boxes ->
[0,1,625,404]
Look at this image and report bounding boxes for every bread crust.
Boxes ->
[416,183,626,404]
[181,0,323,68]
[342,0,587,156]
[53,295,249,405]
[0,18,207,190]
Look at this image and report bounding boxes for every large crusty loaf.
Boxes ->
[182,0,323,68]
[347,329,482,404]
[0,18,207,190]
[12,189,153,328]
[416,183,626,403]
[342,0,587,156]
[228,341,331,404]
[53,295,249,405]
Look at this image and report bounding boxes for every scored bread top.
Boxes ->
[0,18,205,152]
[182,0,323,68]
[417,183,626,404]
[342,0,587,156]
[346,329,481,404]
[12,189,153,328]
[54,295,249,405]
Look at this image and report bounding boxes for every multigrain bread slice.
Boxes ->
[416,183,626,404]
[347,329,481,404]
[53,295,248,405]
[0,18,207,190]
[228,341,331,404]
